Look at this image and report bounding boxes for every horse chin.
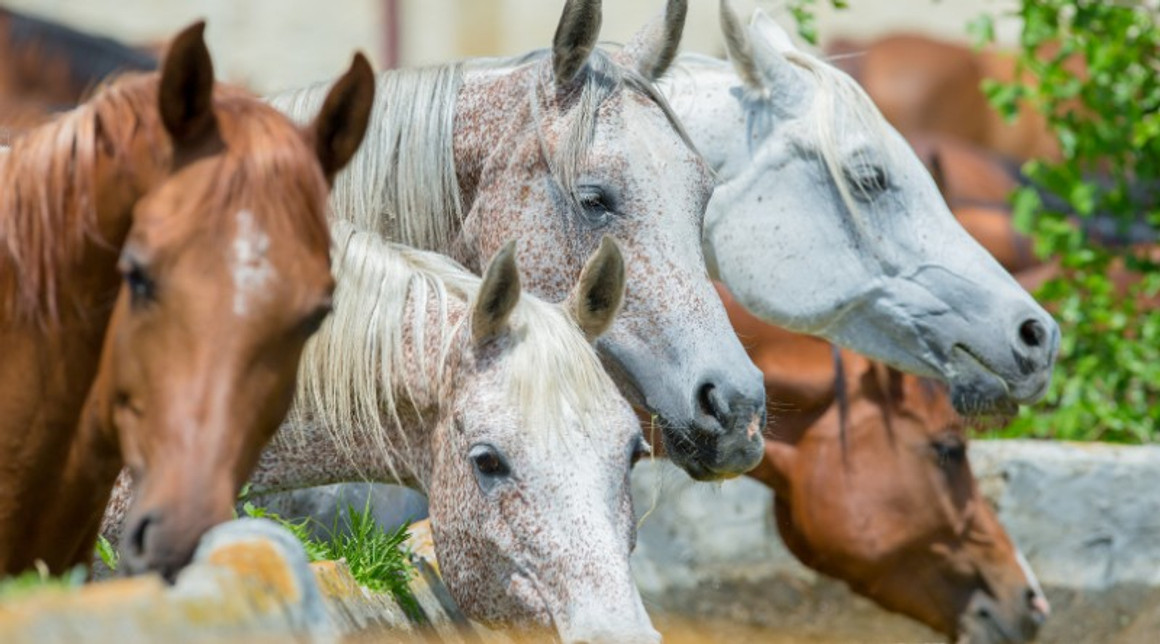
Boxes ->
[948,346,1023,417]
[661,419,764,482]
[956,591,1040,644]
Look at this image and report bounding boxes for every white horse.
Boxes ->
[270,0,768,481]
[105,223,658,643]
[660,2,1059,415]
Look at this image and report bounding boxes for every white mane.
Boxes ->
[283,221,621,480]
[269,49,695,249]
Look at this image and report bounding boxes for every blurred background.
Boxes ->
[5,0,1020,93]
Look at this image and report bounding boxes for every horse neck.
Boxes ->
[251,280,468,496]
[662,59,752,177]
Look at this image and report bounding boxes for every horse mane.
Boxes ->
[0,73,330,327]
[269,48,697,250]
[286,221,622,483]
[0,72,163,325]
[1,8,157,101]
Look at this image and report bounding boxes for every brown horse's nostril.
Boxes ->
[1018,319,1046,347]
[128,511,159,558]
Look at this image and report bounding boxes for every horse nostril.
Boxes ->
[128,511,158,558]
[696,383,727,422]
[1018,319,1046,348]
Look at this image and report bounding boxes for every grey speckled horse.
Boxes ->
[106,224,658,643]
[270,0,766,481]
[661,2,1059,416]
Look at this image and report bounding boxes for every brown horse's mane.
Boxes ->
[0,72,328,327]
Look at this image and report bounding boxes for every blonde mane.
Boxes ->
[286,221,622,483]
[269,48,696,249]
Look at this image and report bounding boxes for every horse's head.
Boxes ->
[106,24,374,579]
[454,0,765,481]
[696,2,1059,417]
[759,355,1049,643]
[429,238,658,643]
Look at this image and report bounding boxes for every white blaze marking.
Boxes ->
[232,209,273,316]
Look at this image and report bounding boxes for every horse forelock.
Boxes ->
[782,49,903,228]
[0,72,162,326]
[0,74,328,328]
[287,222,622,485]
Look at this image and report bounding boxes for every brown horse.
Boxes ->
[827,34,1081,162]
[0,23,373,578]
[719,286,1051,643]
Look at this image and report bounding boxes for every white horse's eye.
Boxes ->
[577,186,616,226]
[847,165,890,198]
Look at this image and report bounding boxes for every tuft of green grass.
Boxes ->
[0,563,86,602]
[242,499,420,618]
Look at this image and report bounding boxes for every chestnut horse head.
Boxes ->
[726,285,1050,642]
[72,25,373,579]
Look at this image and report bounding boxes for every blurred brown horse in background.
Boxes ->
[0,7,156,139]
[827,33,1084,162]
[718,286,1051,643]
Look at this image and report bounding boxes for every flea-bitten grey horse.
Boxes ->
[660,2,1059,415]
[270,0,766,480]
[105,224,658,643]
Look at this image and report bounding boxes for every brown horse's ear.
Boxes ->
[621,0,688,81]
[928,149,950,200]
[159,21,216,146]
[472,241,521,345]
[860,361,905,406]
[552,0,602,87]
[570,235,626,341]
[310,52,375,184]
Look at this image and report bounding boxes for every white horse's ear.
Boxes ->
[750,9,798,53]
[621,0,688,81]
[570,235,625,342]
[720,0,764,92]
[552,0,603,87]
[473,241,521,344]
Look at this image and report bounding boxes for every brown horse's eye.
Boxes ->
[932,437,967,467]
[121,259,155,306]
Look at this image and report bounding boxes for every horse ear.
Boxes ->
[621,0,688,81]
[158,21,216,146]
[747,10,808,98]
[309,52,375,184]
[570,235,626,342]
[750,9,799,53]
[720,0,764,92]
[552,0,602,87]
[472,241,521,345]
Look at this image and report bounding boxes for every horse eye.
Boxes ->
[120,259,155,305]
[299,301,333,336]
[469,444,512,493]
[630,435,651,465]
[577,186,615,226]
[932,438,966,467]
[850,166,889,196]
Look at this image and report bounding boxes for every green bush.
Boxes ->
[974,1,1160,442]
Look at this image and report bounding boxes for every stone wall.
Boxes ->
[630,440,1160,643]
